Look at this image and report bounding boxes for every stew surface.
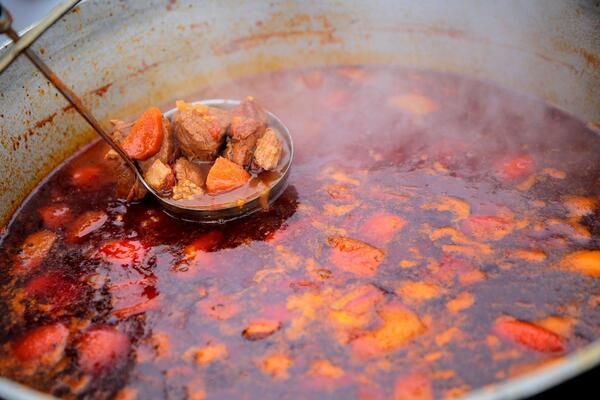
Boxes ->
[1,65,599,399]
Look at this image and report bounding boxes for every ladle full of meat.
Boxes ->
[0,3,293,223]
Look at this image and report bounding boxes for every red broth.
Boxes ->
[0,65,599,399]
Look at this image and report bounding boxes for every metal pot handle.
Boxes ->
[0,0,80,73]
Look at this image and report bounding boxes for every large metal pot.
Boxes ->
[0,1,598,398]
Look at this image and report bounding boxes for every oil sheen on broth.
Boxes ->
[0,65,599,399]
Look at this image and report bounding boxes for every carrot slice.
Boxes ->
[76,327,130,373]
[13,323,69,365]
[495,154,535,180]
[121,107,165,160]
[494,318,565,353]
[206,157,251,194]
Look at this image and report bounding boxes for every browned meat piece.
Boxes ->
[105,120,147,201]
[254,128,283,170]
[173,103,231,161]
[144,159,175,195]
[225,97,267,167]
[172,158,205,200]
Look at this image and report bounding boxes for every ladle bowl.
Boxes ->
[158,99,293,223]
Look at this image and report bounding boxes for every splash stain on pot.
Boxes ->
[551,38,600,70]
[216,14,339,55]
[34,113,57,129]
[92,83,112,97]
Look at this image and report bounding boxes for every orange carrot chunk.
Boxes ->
[13,323,69,366]
[206,157,250,194]
[76,327,130,374]
[121,107,165,160]
[494,319,565,353]
[495,154,535,180]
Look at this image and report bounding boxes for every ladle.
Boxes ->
[0,1,293,223]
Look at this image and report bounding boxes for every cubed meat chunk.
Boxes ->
[225,97,267,167]
[172,158,205,200]
[144,159,175,195]
[173,101,231,161]
[206,157,251,194]
[253,128,282,170]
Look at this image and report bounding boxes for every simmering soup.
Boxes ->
[0,65,599,399]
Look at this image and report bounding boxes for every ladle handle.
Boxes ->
[0,0,78,73]
[0,1,154,195]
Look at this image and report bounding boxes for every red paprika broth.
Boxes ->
[0,65,599,399]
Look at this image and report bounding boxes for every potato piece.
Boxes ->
[254,128,283,170]
[144,159,175,194]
